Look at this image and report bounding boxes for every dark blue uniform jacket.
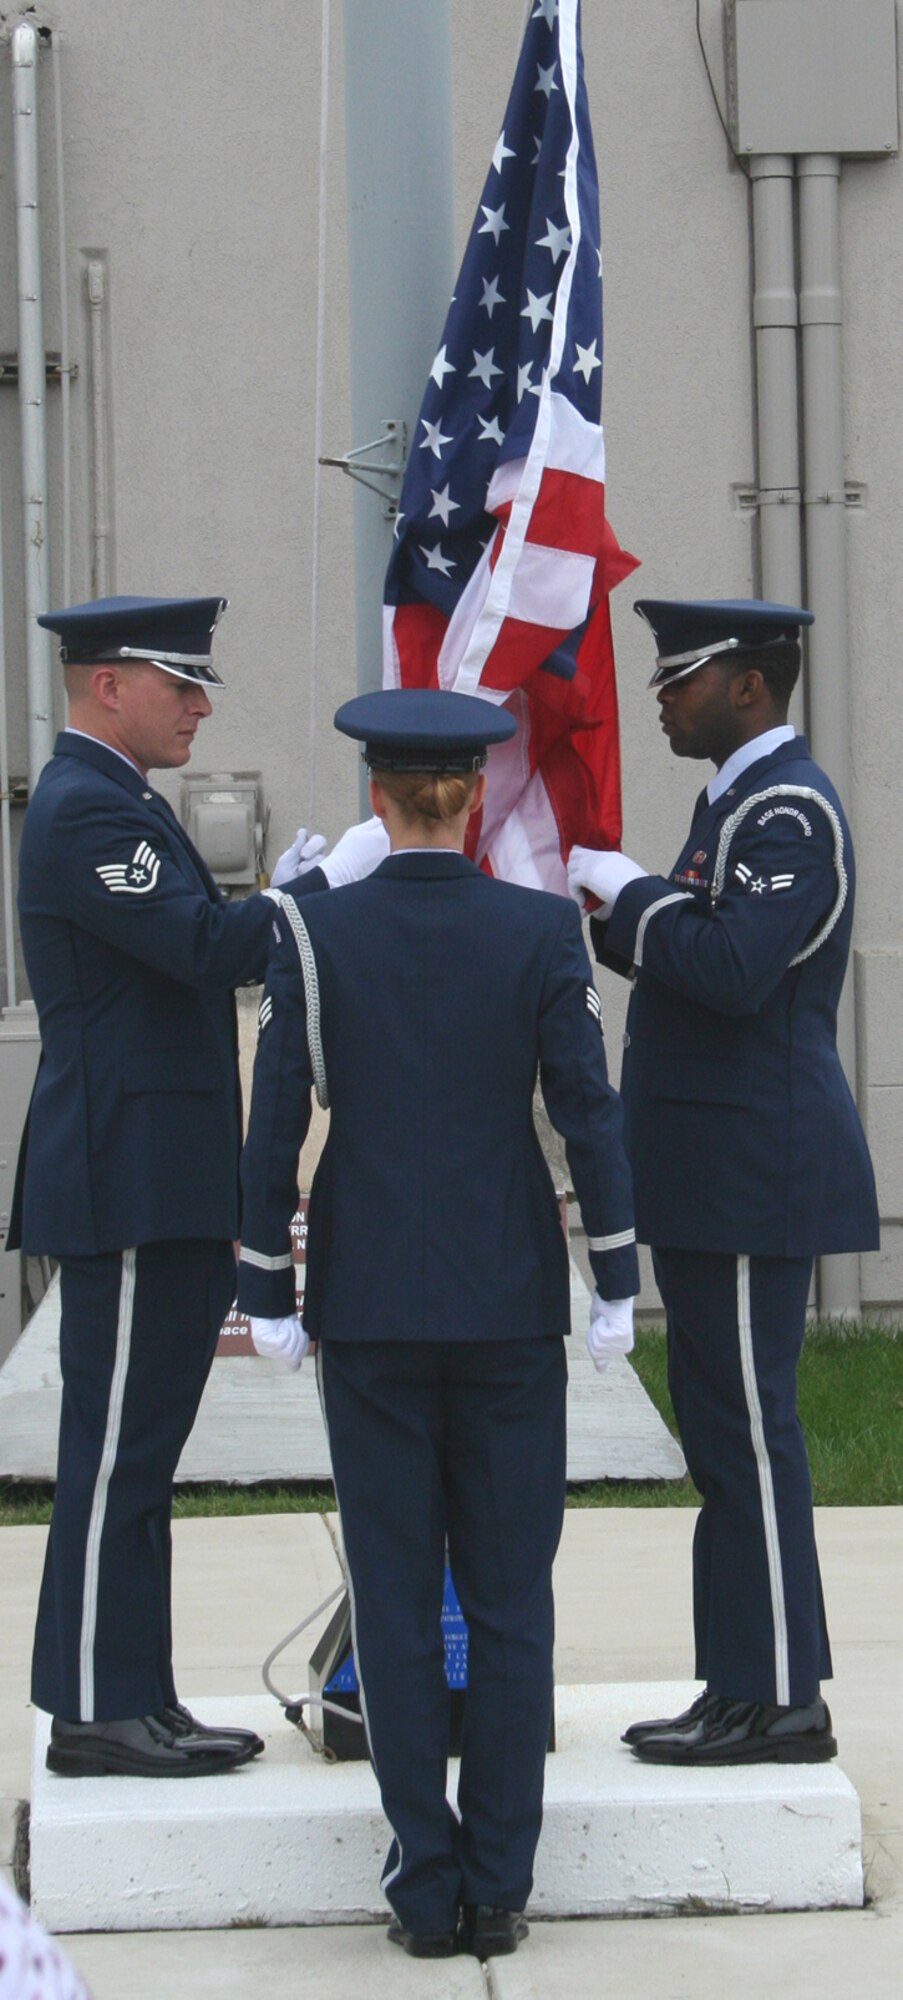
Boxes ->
[11,731,317,1257]
[237,849,639,1336]
[591,736,879,1257]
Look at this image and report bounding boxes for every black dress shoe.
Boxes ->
[47,1713,258,1778]
[386,1919,458,1959]
[163,1702,265,1757]
[622,1688,715,1745]
[630,1694,837,1766]
[458,1904,529,1958]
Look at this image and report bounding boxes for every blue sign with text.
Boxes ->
[325,1564,468,1694]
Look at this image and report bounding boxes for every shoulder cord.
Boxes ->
[710,784,848,967]
[269,892,330,1108]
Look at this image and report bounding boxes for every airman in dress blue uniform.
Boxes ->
[9,594,346,1779]
[237,688,640,1959]
[569,599,879,1766]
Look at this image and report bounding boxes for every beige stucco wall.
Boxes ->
[0,0,899,1306]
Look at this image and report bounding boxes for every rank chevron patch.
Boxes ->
[96,840,161,895]
[734,859,796,895]
[585,984,603,1028]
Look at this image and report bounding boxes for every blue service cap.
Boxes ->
[635,598,814,689]
[37,595,228,685]
[334,688,517,772]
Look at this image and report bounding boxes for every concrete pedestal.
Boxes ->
[29,1685,862,1932]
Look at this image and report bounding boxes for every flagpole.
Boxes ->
[342,0,455,776]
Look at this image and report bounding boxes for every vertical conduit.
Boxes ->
[0,468,18,1010]
[749,156,803,618]
[86,259,112,597]
[51,30,72,609]
[11,20,54,792]
[307,0,332,828]
[798,152,861,1318]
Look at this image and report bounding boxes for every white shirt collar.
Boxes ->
[63,726,146,780]
[707,724,795,806]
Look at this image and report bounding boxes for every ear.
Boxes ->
[368,773,387,820]
[89,665,124,710]
[732,668,765,710]
[468,771,487,817]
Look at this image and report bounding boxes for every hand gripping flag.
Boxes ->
[383,0,638,891]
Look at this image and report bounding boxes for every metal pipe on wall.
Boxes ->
[51,30,72,609]
[797,151,861,1317]
[749,156,803,620]
[799,157,848,790]
[342,0,455,718]
[86,258,112,597]
[11,20,54,792]
[0,467,18,1011]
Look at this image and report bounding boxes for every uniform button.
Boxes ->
[143,791,153,801]
[623,1032,631,1048]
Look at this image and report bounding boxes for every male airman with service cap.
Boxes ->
[569,597,879,1766]
[10,594,380,1778]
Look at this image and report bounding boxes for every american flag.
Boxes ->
[383,0,637,891]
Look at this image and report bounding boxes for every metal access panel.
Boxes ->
[726,0,899,156]
[180,772,263,887]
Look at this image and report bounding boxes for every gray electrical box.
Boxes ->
[180,771,263,887]
[725,0,899,156]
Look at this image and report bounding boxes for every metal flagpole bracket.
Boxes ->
[0,353,78,386]
[319,417,407,518]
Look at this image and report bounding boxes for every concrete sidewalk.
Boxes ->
[3,1506,901,1998]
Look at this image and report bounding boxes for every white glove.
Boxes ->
[566,846,648,918]
[270,828,328,888]
[249,1314,310,1371]
[320,814,390,889]
[586,1292,635,1374]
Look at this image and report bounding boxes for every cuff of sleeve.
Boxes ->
[236,1254,298,1320]
[274,865,329,900]
[604,874,687,967]
[588,913,635,979]
[588,1244,640,1301]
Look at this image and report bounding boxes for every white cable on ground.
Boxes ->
[261,1579,364,1730]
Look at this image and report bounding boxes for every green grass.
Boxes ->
[0,1481,337,1528]
[573,1318,903,1510]
[2,1322,901,1525]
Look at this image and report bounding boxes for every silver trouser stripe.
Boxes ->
[634,892,693,968]
[271,892,329,1109]
[736,1254,790,1706]
[587,1228,636,1252]
[79,1247,137,1720]
[314,1345,404,1896]
[239,1246,293,1272]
